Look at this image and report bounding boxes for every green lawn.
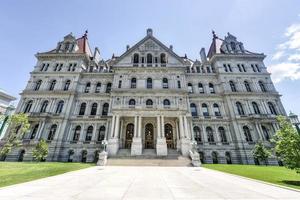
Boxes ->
[203,164,300,190]
[0,162,94,187]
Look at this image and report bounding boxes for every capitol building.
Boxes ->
[2,29,286,164]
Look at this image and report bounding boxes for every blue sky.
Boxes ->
[0,0,300,115]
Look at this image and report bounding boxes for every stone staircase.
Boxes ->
[107,149,192,166]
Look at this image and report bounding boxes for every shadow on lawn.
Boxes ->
[282,180,300,186]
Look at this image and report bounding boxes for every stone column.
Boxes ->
[157,115,161,138]
[131,116,142,156]
[156,115,167,156]
[179,115,185,138]
[107,115,119,155]
[180,115,192,156]
[184,116,190,139]
[175,119,181,150]
[134,115,138,137]
[114,115,120,138]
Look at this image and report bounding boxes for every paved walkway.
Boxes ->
[0,166,299,200]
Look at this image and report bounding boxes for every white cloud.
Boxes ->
[288,54,300,61]
[270,20,300,83]
[272,51,284,60]
[268,62,300,83]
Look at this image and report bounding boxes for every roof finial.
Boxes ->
[84,30,88,38]
[212,30,217,39]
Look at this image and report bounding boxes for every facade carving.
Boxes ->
[1,29,286,164]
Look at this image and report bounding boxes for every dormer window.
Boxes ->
[230,42,236,51]
[133,53,139,65]
[160,53,166,64]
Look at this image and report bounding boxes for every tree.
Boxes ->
[32,139,48,162]
[0,113,30,160]
[252,140,271,165]
[273,115,300,173]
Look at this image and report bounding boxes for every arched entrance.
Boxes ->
[165,123,174,149]
[125,123,134,148]
[145,123,154,149]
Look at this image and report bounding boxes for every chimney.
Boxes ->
[200,48,207,62]
[147,28,153,36]
[169,45,173,51]
[126,45,130,51]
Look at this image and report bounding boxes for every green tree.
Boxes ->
[0,113,30,159]
[32,139,48,162]
[252,140,271,165]
[273,115,300,173]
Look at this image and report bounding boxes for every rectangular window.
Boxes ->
[223,64,228,72]
[177,80,181,88]
[242,64,246,72]
[118,80,122,88]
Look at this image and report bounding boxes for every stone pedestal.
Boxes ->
[180,138,192,156]
[156,138,167,156]
[107,138,119,156]
[189,150,201,167]
[97,151,108,166]
[131,137,142,156]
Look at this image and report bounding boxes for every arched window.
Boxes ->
[160,53,166,64]
[163,99,170,108]
[30,124,39,139]
[213,103,221,116]
[198,83,204,93]
[212,151,218,164]
[24,100,33,113]
[146,99,153,108]
[49,80,56,91]
[98,126,105,141]
[252,102,260,114]
[84,82,91,93]
[106,83,112,93]
[230,42,236,51]
[162,78,168,89]
[147,53,153,64]
[218,127,227,143]
[133,53,139,64]
[236,102,245,115]
[86,126,93,141]
[229,81,237,92]
[261,125,270,141]
[243,126,252,142]
[40,100,49,113]
[131,78,137,88]
[209,83,215,93]
[73,126,81,141]
[129,99,136,108]
[190,103,198,117]
[188,83,193,93]
[244,81,251,92]
[202,103,209,116]
[102,103,109,116]
[47,124,57,141]
[95,82,101,93]
[64,80,71,91]
[81,150,87,163]
[79,102,86,115]
[268,102,277,115]
[90,103,98,115]
[34,80,42,91]
[225,152,232,164]
[55,100,64,114]
[259,81,266,92]
[193,126,201,143]
[147,78,152,89]
[206,127,214,142]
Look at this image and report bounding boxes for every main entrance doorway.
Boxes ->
[165,123,175,149]
[125,123,134,148]
[144,123,154,149]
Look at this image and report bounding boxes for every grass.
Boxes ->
[203,164,300,190]
[0,162,94,187]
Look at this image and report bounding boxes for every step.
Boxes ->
[107,156,192,167]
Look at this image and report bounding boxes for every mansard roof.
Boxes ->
[114,29,185,65]
[39,31,93,57]
[207,31,264,59]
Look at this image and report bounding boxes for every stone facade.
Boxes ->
[1,29,286,164]
[0,89,16,139]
